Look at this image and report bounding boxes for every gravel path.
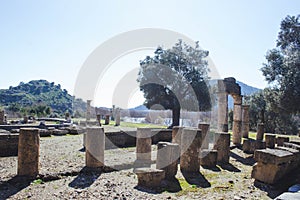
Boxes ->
[0,130,294,200]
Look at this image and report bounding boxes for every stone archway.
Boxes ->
[217,77,244,145]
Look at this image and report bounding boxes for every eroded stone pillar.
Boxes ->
[213,132,230,163]
[198,123,210,149]
[232,94,243,145]
[0,110,4,125]
[115,108,121,126]
[172,126,184,147]
[104,115,110,125]
[18,128,40,177]
[265,134,276,148]
[242,105,250,138]
[256,123,265,141]
[180,128,202,173]
[156,142,180,180]
[86,100,92,122]
[85,127,105,168]
[136,128,152,166]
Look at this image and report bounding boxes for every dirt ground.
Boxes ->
[0,128,298,200]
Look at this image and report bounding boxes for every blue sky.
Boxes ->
[0,0,299,107]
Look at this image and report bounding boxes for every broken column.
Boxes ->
[242,105,250,138]
[0,110,5,125]
[156,142,180,180]
[17,128,40,177]
[213,132,230,163]
[277,136,289,147]
[172,126,184,147]
[199,149,218,167]
[180,128,202,173]
[134,168,165,189]
[104,115,110,125]
[86,100,92,122]
[115,108,121,126]
[198,123,210,149]
[256,123,265,141]
[265,134,276,148]
[217,80,228,132]
[135,128,152,167]
[232,94,243,145]
[85,127,105,168]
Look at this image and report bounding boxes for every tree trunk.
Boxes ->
[170,107,180,128]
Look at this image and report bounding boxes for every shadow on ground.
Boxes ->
[68,167,102,189]
[0,176,33,200]
[230,151,255,166]
[181,171,211,188]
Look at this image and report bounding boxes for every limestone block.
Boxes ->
[134,168,165,188]
[213,132,230,163]
[254,149,293,165]
[277,137,290,146]
[199,149,218,167]
[85,127,105,168]
[265,134,276,148]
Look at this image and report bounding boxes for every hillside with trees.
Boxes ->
[0,80,86,117]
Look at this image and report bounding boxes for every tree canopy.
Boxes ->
[261,15,300,114]
[137,40,211,127]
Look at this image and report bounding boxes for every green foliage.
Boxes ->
[0,80,86,117]
[137,40,211,127]
[246,89,298,134]
[261,15,300,114]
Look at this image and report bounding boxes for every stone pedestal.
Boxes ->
[277,136,289,147]
[242,105,250,138]
[180,128,202,173]
[265,134,276,149]
[17,128,40,177]
[134,168,165,189]
[198,123,210,149]
[104,115,110,125]
[136,128,152,167]
[256,123,264,141]
[85,127,105,168]
[213,132,230,163]
[232,94,242,145]
[156,142,180,180]
[252,148,296,184]
[199,149,218,167]
[242,138,266,154]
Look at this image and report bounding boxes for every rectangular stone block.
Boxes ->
[199,149,217,167]
[254,149,293,165]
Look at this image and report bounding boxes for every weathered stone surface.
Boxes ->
[199,149,218,167]
[136,128,152,163]
[104,115,110,125]
[156,142,180,180]
[39,129,52,137]
[256,123,264,141]
[115,108,121,126]
[283,142,300,151]
[242,105,250,138]
[134,168,165,188]
[17,128,40,177]
[171,126,184,146]
[217,90,228,132]
[86,100,92,122]
[232,94,242,145]
[277,136,289,146]
[242,138,266,154]
[180,128,202,173]
[265,134,276,148]
[151,129,172,144]
[85,127,105,168]
[254,149,293,165]
[198,123,210,149]
[0,132,19,157]
[213,132,230,163]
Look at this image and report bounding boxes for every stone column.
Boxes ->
[85,127,105,168]
[17,128,40,177]
[180,128,202,173]
[256,123,265,141]
[115,108,121,126]
[156,142,180,180]
[0,110,4,125]
[265,134,276,148]
[217,92,228,132]
[198,123,210,149]
[242,105,250,138]
[136,128,152,166]
[213,132,230,163]
[172,126,184,147]
[104,115,110,125]
[232,94,243,145]
[86,100,92,122]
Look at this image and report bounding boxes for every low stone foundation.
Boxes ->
[0,132,19,157]
[242,138,266,154]
[199,149,218,167]
[134,168,165,189]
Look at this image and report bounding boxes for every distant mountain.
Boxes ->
[0,80,86,116]
[130,105,148,111]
